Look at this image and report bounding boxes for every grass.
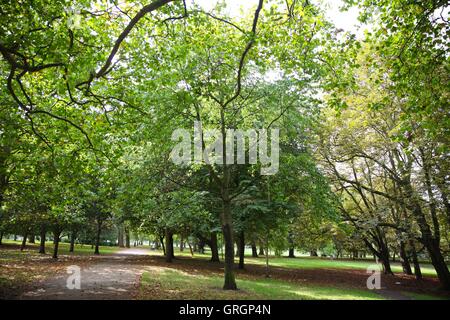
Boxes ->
[1,239,121,256]
[139,267,384,300]
[401,291,449,300]
[141,247,442,277]
[9,239,437,277]
[244,256,441,277]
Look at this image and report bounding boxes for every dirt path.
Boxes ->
[21,248,152,300]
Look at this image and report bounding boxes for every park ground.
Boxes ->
[0,240,449,300]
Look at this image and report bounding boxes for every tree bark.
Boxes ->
[288,248,295,258]
[94,221,102,255]
[70,231,77,253]
[125,228,130,248]
[288,232,295,258]
[424,237,449,289]
[399,240,412,275]
[20,232,28,251]
[238,231,245,269]
[165,229,174,263]
[160,235,166,255]
[188,242,194,256]
[118,225,124,247]
[198,238,205,254]
[170,234,175,258]
[409,239,422,280]
[52,230,61,259]
[221,199,237,290]
[210,232,220,262]
[421,148,440,242]
[363,235,393,275]
[251,242,258,257]
[402,168,450,289]
[28,234,35,244]
[39,225,46,254]
[179,236,184,252]
[259,245,265,256]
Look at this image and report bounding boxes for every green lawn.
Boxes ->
[1,239,120,255]
[139,268,384,300]
[401,291,449,300]
[244,256,441,277]
[146,247,442,277]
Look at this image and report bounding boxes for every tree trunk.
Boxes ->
[165,229,174,263]
[380,251,393,274]
[251,242,258,257]
[188,242,194,256]
[403,176,450,289]
[399,240,412,275]
[159,235,166,255]
[409,239,422,280]
[198,238,205,254]
[288,232,295,258]
[125,228,130,248]
[378,244,393,275]
[363,236,393,275]
[95,221,102,255]
[70,231,76,253]
[238,231,245,269]
[421,149,440,242]
[53,230,61,259]
[310,250,318,257]
[39,226,46,254]
[221,199,237,290]
[170,234,175,258]
[265,233,270,277]
[424,238,449,289]
[28,234,35,244]
[118,226,124,247]
[288,248,295,258]
[0,231,3,245]
[259,245,265,256]
[20,232,28,251]
[180,236,184,252]
[210,232,220,262]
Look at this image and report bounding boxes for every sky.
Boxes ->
[190,0,362,34]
